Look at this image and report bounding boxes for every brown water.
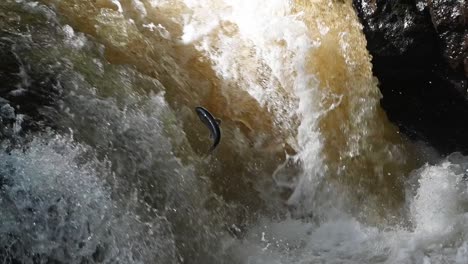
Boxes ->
[2,0,467,263]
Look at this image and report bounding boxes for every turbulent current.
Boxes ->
[0,0,467,263]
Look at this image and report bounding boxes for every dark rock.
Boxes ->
[353,0,468,154]
[427,0,467,75]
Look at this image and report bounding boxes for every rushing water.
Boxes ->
[1,0,468,263]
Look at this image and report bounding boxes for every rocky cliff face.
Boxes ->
[427,0,467,76]
[353,0,467,154]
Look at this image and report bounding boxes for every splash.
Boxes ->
[220,155,468,263]
[0,134,176,263]
[1,0,467,263]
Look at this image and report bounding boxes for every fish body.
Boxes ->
[195,106,221,152]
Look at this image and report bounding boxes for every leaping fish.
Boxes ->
[195,106,221,152]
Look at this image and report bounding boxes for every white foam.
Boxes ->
[411,162,462,235]
[227,154,468,263]
[0,135,176,262]
[62,24,87,49]
[131,0,147,17]
[144,23,172,39]
[111,0,123,13]
[143,22,157,31]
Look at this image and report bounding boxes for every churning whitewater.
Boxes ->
[1,0,468,263]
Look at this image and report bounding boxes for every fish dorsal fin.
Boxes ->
[215,118,221,125]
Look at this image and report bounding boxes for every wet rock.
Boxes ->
[353,0,468,154]
[427,0,467,75]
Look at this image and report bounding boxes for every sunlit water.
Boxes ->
[1,0,468,263]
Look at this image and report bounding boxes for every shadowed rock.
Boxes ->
[353,0,468,154]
